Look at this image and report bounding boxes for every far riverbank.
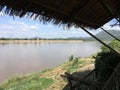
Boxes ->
[0,39,83,43]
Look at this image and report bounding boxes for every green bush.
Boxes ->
[101,40,120,52]
[69,55,74,61]
[95,40,120,82]
[72,58,79,65]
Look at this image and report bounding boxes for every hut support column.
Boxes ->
[80,26,120,57]
[100,27,120,42]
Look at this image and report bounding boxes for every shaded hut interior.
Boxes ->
[0,0,120,90]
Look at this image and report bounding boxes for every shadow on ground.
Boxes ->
[62,70,95,90]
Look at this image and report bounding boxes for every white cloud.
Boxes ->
[1,20,39,31]
[0,12,4,16]
[2,15,119,38]
[0,25,13,30]
[102,19,120,30]
[103,24,120,30]
[0,19,41,38]
[30,26,38,29]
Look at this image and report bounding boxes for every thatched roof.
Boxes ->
[0,0,120,29]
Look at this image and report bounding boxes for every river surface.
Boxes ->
[0,41,102,83]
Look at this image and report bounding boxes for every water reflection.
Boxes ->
[0,41,102,83]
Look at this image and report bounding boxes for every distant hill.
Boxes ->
[84,30,120,41]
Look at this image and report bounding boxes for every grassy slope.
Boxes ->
[0,57,95,90]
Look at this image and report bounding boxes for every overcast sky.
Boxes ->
[0,12,119,39]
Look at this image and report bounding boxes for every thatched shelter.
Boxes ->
[0,0,120,90]
[0,0,120,29]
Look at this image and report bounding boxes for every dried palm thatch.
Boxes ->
[0,0,120,29]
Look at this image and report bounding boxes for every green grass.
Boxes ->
[41,68,52,73]
[63,58,85,72]
[0,74,54,90]
[0,56,94,90]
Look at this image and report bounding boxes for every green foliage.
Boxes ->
[41,68,52,73]
[69,54,74,61]
[0,74,54,90]
[65,57,84,72]
[101,46,110,52]
[72,57,79,65]
[0,87,3,90]
[101,40,120,52]
[95,40,120,82]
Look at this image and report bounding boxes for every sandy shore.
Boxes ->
[0,40,83,43]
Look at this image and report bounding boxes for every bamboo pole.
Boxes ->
[80,26,120,57]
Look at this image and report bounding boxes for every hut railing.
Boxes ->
[102,62,120,90]
[61,70,105,90]
[61,62,120,90]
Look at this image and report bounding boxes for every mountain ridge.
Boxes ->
[84,30,120,41]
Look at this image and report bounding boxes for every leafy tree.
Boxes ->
[101,40,120,52]
[95,40,120,82]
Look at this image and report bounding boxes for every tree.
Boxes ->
[95,40,120,82]
[101,40,120,52]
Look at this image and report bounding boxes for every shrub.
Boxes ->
[95,40,120,82]
[101,40,120,52]
[69,54,74,61]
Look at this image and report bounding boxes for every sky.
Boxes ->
[0,12,120,39]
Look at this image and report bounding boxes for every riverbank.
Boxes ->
[0,56,95,90]
[0,39,83,44]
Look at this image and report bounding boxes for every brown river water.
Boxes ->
[0,41,102,83]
